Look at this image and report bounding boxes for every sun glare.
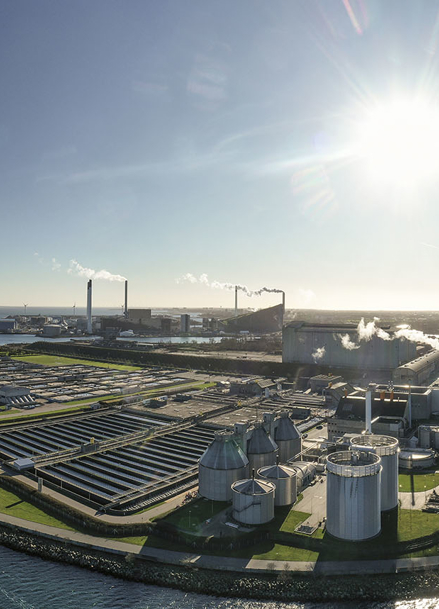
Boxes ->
[355,98,439,186]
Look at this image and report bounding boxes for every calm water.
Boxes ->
[0,546,436,609]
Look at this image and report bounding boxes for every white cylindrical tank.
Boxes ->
[418,425,432,448]
[399,448,435,470]
[274,411,302,462]
[288,461,316,490]
[258,464,297,506]
[247,423,278,472]
[326,450,382,541]
[232,477,275,525]
[198,431,249,501]
[350,435,399,511]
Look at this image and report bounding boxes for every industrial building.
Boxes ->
[283,321,416,370]
[180,314,190,333]
[0,385,36,409]
[393,350,439,384]
[222,304,284,334]
[0,319,16,332]
[327,392,408,440]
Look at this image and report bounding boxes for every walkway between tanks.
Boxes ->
[1,510,439,576]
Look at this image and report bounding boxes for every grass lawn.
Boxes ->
[399,472,439,493]
[12,354,141,371]
[397,508,439,541]
[0,486,74,531]
[157,498,230,531]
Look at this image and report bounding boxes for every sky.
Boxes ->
[3,0,439,310]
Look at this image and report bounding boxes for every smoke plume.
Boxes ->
[338,333,360,350]
[176,273,283,297]
[68,260,126,282]
[338,317,439,352]
[312,346,326,362]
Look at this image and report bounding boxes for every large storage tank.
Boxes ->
[288,461,316,490]
[350,435,399,511]
[326,450,382,541]
[247,423,278,472]
[258,463,297,506]
[232,477,275,524]
[274,411,302,462]
[198,431,249,501]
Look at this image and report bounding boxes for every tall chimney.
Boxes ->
[234,285,238,316]
[87,280,92,334]
[365,383,376,434]
[124,280,128,318]
[282,291,285,312]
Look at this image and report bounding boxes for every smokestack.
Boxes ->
[282,291,285,312]
[87,280,92,334]
[365,383,375,434]
[124,280,128,318]
[234,285,238,316]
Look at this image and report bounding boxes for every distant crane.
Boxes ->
[23,303,28,316]
[73,303,76,316]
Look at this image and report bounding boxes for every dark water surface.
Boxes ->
[0,545,436,609]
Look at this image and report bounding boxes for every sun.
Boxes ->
[355,97,439,187]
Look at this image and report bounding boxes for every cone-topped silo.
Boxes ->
[198,431,249,501]
[232,476,275,524]
[258,463,297,506]
[274,411,302,462]
[247,423,278,472]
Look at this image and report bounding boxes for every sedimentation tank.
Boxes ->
[350,435,399,511]
[198,431,249,501]
[326,450,382,541]
[258,463,297,506]
[274,411,302,462]
[247,423,278,472]
[232,477,275,525]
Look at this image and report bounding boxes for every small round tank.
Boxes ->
[232,477,275,524]
[350,435,399,511]
[418,425,431,448]
[198,431,249,501]
[399,448,435,470]
[274,411,302,462]
[326,450,382,541]
[258,463,297,506]
[247,423,278,472]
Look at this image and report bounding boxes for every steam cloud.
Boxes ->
[176,273,283,296]
[312,346,326,362]
[68,260,126,282]
[338,317,439,351]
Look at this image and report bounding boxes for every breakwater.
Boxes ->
[0,518,438,603]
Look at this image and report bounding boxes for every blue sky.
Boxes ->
[3,0,439,309]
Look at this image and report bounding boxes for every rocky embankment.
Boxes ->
[1,522,439,602]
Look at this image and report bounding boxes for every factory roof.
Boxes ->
[285,321,394,333]
[336,395,407,421]
[395,350,439,372]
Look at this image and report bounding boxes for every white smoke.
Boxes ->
[337,333,360,350]
[312,346,326,362]
[68,259,126,282]
[176,273,283,297]
[338,317,439,352]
